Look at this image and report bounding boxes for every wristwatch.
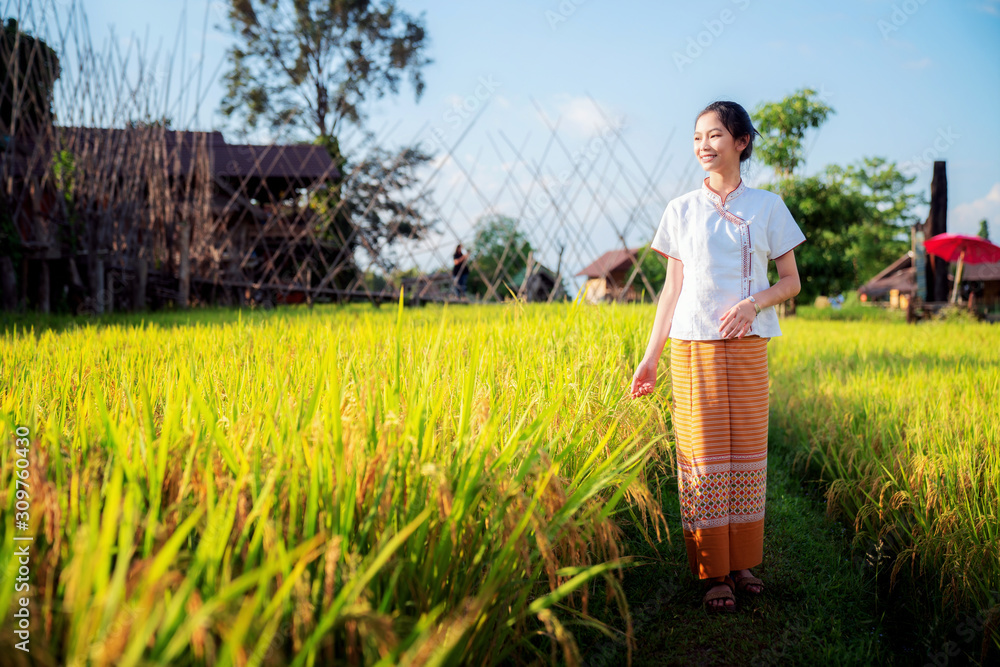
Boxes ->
[747,295,761,315]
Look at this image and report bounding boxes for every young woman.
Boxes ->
[629,101,805,613]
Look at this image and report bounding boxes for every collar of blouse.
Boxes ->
[701,177,747,209]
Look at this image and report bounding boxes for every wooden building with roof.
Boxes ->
[1,125,342,311]
[576,247,641,303]
[858,252,917,302]
[857,162,1000,317]
[511,262,566,302]
[961,261,1000,309]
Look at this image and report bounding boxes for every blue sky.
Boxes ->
[32,0,1000,280]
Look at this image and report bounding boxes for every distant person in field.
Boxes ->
[630,100,805,613]
[453,243,470,298]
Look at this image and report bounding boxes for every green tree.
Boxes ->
[334,144,437,246]
[977,219,990,240]
[309,143,437,283]
[627,245,668,301]
[220,0,430,141]
[751,89,921,303]
[762,158,918,303]
[1,18,61,135]
[468,214,532,300]
[220,0,435,276]
[763,175,866,302]
[752,88,834,179]
[827,157,922,283]
[1,18,62,273]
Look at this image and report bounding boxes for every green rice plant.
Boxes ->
[768,318,1000,655]
[0,296,672,665]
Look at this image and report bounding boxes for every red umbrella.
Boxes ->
[923,233,1000,303]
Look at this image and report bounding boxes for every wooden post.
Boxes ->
[518,251,534,300]
[19,257,28,308]
[133,256,148,311]
[178,222,190,308]
[950,250,966,304]
[106,268,114,314]
[550,243,564,303]
[0,256,17,310]
[923,161,949,302]
[68,256,84,291]
[90,257,105,314]
[39,259,50,313]
[305,267,313,307]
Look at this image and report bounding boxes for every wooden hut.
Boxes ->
[961,261,1000,311]
[576,247,641,303]
[1,126,341,311]
[510,262,565,302]
[858,252,916,302]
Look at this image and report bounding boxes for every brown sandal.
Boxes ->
[731,571,764,597]
[702,575,736,614]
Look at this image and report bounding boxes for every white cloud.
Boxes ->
[950,182,1000,237]
[978,0,1000,16]
[553,95,618,137]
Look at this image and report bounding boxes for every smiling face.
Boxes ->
[693,111,748,175]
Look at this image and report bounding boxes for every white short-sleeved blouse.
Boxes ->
[650,177,806,340]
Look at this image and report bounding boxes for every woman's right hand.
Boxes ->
[629,357,658,398]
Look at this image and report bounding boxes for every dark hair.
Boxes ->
[696,101,761,163]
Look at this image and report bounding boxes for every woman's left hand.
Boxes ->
[718,299,755,338]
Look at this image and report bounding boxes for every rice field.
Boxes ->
[0,297,672,666]
[768,316,1000,647]
[2,300,998,664]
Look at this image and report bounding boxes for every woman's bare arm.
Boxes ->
[719,249,801,338]
[751,249,801,309]
[630,256,683,397]
[643,256,684,361]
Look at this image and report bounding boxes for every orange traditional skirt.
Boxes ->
[669,336,769,580]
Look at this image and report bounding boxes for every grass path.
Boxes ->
[578,447,891,666]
